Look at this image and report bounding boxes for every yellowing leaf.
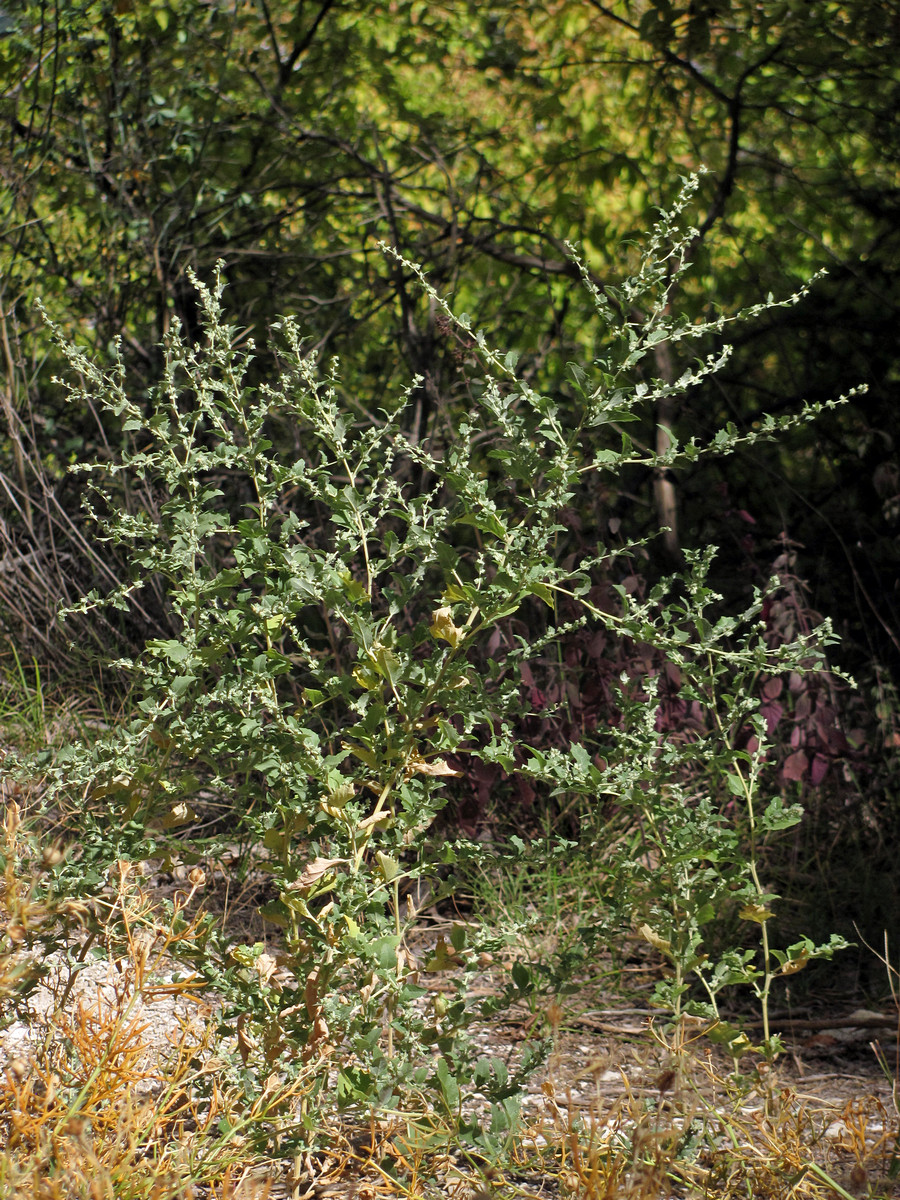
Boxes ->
[257,900,289,927]
[430,606,464,648]
[725,1032,753,1057]
[328,781,355,807]
[778,950,810,976]
[739,903,774,924]
[358,810,392,832]
[344,742,378,768]
[638,923,672,955]
[406,751,462,778]
[161,802,196,828]
[89,775,134,800]
[254,952,278,985]
[288,856,347,890]
[353,665,380,690]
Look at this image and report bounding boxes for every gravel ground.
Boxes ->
[3,919,898,1199]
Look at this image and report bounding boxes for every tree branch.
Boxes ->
[280,0,338,87]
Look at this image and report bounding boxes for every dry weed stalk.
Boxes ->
[0,800,87,1009]
[0,812,311,1198]
[0,318,169,665]
[523,1017,900,1200]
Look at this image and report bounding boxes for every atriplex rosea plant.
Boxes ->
[518,550,850,1057]
[35,177,857,1142]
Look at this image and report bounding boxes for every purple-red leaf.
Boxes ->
[762,677,783,700]
[810,754,829,787]
[782,750,809,782]
[761,701,783,734]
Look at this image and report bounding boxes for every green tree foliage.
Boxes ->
[3,1,898,613]
[574,1,900,674]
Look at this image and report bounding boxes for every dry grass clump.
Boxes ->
[515,1016,900,1200]
[0,798,302,1199]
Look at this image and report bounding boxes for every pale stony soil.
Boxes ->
[1,832,898,1197]
[3,922,899,1198]
[0,948,214,1086]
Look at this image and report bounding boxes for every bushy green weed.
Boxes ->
[29,177,857,1153]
